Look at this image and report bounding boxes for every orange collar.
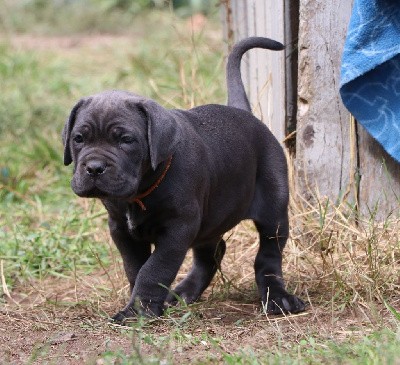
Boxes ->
[130,156,173,211]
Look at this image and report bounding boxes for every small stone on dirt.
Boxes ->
[47,332,78,345]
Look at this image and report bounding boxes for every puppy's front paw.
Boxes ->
[110,301,165,324]
[262,290,306,315]
[110,308,136,325]
[140,301,165,317]
[166,289,198,306]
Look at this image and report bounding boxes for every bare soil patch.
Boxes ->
[1,225,393,364]
[1,273,382,365]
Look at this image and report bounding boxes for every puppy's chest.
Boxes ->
[125,205,143,232]
[125,205,155,241]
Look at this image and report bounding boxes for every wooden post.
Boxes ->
[295,0,355,203]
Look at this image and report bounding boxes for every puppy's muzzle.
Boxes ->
[85,159,107,177]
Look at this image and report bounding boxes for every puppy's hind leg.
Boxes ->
[253,214,305,314]
[166,238,226,305]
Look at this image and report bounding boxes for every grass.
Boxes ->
[0,42,110,290]
[0,5,224,288]
[1,0,151,35]
[0,2,399,364]
[91,328,400,364]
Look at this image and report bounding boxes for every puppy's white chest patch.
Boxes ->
[126,210,136,232]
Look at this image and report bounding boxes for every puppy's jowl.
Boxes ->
[63,37,305,322]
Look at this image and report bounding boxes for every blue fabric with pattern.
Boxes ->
[340,0,400,163]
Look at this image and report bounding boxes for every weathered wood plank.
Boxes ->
[295,0,355,203]
[220,0,286,143]
[246,0,258,112]
[358,128,400,219]
[262,0,285,142]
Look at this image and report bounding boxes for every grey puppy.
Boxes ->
[63,37,305,322]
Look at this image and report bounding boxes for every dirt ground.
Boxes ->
[1,259,388,365]
[0,293,331,364]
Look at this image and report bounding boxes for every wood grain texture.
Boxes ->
[221,0,286,143]
[358,128,400,219]
[284,0,299,141]
[295,0,355,202]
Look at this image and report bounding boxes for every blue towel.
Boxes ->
[340,0,400,163]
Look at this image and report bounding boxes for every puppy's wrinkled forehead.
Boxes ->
[76,91,147,130]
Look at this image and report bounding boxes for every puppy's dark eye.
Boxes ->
[120,135,135,144]
[73,134,84,143]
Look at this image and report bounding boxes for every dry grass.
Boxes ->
[289,189,399,306]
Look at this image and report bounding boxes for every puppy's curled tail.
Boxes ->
[226,37,284,113]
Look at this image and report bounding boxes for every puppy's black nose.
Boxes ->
[85,160,107,176]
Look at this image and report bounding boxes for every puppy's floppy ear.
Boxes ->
[62,99,85,166]
[140,99,182,170]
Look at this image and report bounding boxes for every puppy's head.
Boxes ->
[62,90,181,199]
